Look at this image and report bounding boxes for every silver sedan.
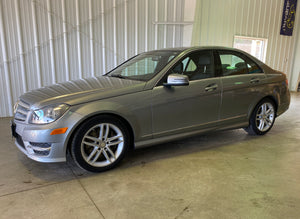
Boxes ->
[11,47,290,172]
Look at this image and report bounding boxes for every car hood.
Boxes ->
[20,76,145,109]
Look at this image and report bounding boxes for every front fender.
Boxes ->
[64,90,153,151]
[71,100,139,133]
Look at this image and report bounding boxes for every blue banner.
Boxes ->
[280,0,298,36]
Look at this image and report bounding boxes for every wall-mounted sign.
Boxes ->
[280,0,298,36]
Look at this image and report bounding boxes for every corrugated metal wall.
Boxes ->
[291,12,300,91]
[0,0,185,117]
[1,0,299,117]
[191,0,299,88]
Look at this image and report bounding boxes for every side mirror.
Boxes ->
[163,74,189,87]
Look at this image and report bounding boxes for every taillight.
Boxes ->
[281,72,288,87]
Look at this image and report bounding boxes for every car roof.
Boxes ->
[149,46,244,53]
[148,46,264,65]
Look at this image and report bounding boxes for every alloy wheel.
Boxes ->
[255,102,275,132]
[80,123,124,167]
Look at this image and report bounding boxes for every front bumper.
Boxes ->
[11,111,83,163]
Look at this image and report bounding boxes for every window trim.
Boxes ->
[156,49,215,86]
[215,50,263,77]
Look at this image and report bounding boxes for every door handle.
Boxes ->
[205,83,218,92]
[250,78,260,84]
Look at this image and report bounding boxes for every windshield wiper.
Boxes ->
[109,74,128,79]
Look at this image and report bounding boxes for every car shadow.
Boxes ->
[120,129,259,170]
[20,129,260,180]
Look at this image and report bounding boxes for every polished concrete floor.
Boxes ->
[0,93,299,219]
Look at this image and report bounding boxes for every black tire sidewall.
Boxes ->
[71,115,130,172]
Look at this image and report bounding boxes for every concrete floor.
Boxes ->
[0,93,299,219]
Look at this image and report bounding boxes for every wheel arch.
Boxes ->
[66,112,135,156]
[248,95,278,120]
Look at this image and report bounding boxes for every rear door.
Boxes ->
[216,50,266,125]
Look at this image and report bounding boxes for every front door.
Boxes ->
[151,50,221,138]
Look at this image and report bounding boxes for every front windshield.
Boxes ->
[107,50,181,81]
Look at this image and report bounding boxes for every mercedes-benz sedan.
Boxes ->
[11,47,290,172]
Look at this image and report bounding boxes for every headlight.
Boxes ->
[30,104,69,124]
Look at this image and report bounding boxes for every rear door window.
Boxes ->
[218,51,263,76]
[219,54,248,76]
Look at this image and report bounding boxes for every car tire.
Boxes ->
[71,115,130,172]
[245,99,276,135]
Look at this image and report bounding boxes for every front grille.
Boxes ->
[14,100,30,122]
[29,142,52,156]
[33,150,50,156]
[29,142,51,148]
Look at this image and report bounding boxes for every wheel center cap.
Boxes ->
[99,142,106,148]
